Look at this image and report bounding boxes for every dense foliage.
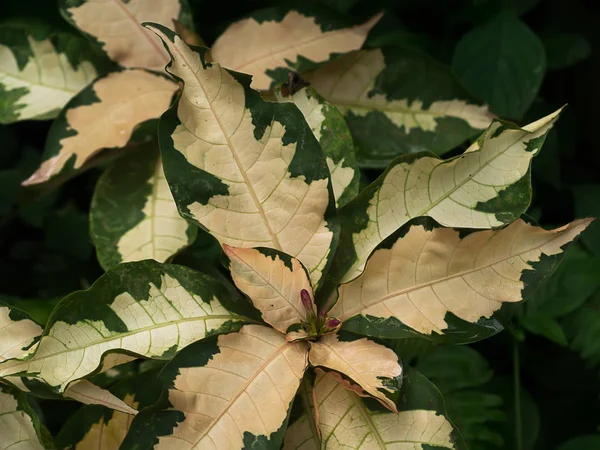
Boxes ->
[0,0,599,449]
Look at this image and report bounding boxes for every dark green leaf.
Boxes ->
[453,13,546,119]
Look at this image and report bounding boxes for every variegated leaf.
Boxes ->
[210,11,381,90]
[304,48,494,167]
[329,109,562,286]
[335,217,593,341]
[91,144,196,270]
[64,380,138,415]
[277,87,359,207]
[314,368,464,449]
[0,260,244,392]
[121,325,309,449]
[283,377,320,450]
[147,24,338,289]
[56,372,162,450]
[0,384,53,449]
[0,302,42,362]
[59,0,191,71]
[223,246,314,334]
[23,69,177,185]
[0,23,99,123]
[308,333,402,412]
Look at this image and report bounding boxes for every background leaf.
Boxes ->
[452,12,546,119]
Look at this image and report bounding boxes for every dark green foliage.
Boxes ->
[1,0,599,448]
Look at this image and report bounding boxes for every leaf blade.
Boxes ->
[90,145,196,270]
[224,246,314,334]
[331,109,561,285]
[314,368,462,449]
[335,217,592,341]
[23,69,177,185]
[60,0,187,70]
[148,24,338,288]
[0,24,98,123]
[0,260,245,392]
[122,325,309,449]
[211,11,381,90]
[308,333,402,412]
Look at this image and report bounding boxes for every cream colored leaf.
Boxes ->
[0,388,45,450]
[0,272,241,392]
[308,334,401,412]
[75,393,137,450]
[315,371,455,449]
[23,69,176,185]
[277,87,358,207]
[339,109,562,282]
[64,380,138,415]
[224,246,314,334]
[64,0,181,70]
[305,49,493,132]
[116,159,190,264]
[211,12,382,90]
[148,26,335,287]
[158,325,308,449]
[0,36,97,122]
[97,354,137,375]
[0,306,42,363]
[334,218,593,335]
[283,378,320,450]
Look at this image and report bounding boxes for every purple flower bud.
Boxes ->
[326,318,341,328]
[300,289,313,310]
[319,308,327,318]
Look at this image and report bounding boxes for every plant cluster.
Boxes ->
[0,0,598,449]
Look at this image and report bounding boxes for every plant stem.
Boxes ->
[513,339,523,450]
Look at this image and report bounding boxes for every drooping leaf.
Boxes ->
[23,69,177,185]
[304,47,494,167]
[56,372,162,450]
[416,346,505,450]
[0,260,245,392]
[90,144,196,270]
[210,11,381,90]
[308,333,402,412]
[63,380,138,415]
[277,86,359,207]
[223,246,314,335]
[0,302,42,362]
[122,325,309,449]
[329,109,561,286]
[334,217,592,341]
[283,376,320,450]
[452,13,546,119]
[147,24,339,289]
[0,22,99,124]
[313,367,465,449]
[59,0,191,71]
[0,384,54,449]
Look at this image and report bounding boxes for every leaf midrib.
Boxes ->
[110,0,165,61]
[0,315,241,380]
[171,39,283,250]
[340,224,560,320]
[190,338,299,446]
[351,391,386,449]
